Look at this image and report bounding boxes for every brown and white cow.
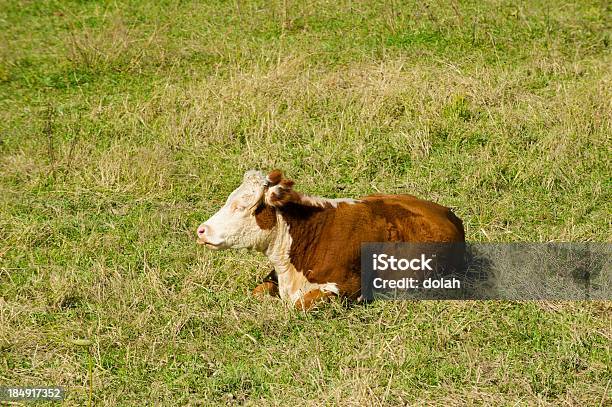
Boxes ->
[197,170,465,310]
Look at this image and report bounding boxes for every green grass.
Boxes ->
[0,0,610,405]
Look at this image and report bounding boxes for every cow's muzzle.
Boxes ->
[196,224,223,249]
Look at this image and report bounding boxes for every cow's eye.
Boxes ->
[237,194,256,210]
[230,200,250,213]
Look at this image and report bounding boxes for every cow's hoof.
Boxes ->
[252,281,279,298]
[294,289,335,311]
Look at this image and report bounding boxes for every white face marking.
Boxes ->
[197,171,273,250]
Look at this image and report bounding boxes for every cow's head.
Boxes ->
[196,170,296,251]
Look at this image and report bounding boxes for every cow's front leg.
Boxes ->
[252,269,280,298]
[294,289,336,311]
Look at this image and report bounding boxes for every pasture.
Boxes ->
[0,0,610,405]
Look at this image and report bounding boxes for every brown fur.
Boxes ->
[254,203,276,229]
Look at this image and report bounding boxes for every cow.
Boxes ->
[197,170,465,310]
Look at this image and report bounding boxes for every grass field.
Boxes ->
[1,0,610,405]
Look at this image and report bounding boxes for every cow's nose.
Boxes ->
[197,224,210,238]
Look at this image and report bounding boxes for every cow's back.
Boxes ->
[360,194,465,243]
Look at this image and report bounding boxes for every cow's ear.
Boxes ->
[280,179,294,189]
[265,173,299,207]
[266,170,283,186]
